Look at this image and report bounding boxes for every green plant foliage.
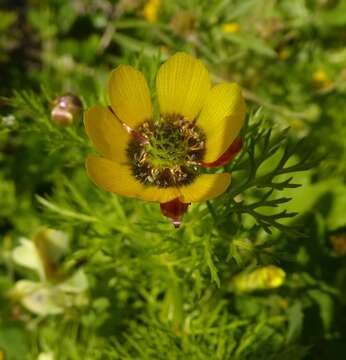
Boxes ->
[1,0,346,359]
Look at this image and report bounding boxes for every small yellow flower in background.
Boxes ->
[142,0,161,23]
[222,22,241,34]
[313,70,328,83]
[313,69,332,89]
[84,53,246,226]
[231,265,286,293]
[0,349,5,360]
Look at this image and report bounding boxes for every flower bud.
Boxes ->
[231,265,286,293]
[160,198,189,228]
[51,94,82,125]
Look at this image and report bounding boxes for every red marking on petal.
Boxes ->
[122,122,149,144]
[160,198,190,228]
[132,130,149,145]
[107,105,149,145]
[201,137,243,168]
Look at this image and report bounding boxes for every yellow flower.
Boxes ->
[84,53,246,225]
[222,22,241,34]
[142,0,161,23]
[313,69,332,89]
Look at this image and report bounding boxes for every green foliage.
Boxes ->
[1,0,346,359]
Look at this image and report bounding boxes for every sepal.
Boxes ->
[160,198,190,228]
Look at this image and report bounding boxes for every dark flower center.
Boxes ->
[127,115,206,188]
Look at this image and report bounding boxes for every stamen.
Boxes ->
[127,115,206,188]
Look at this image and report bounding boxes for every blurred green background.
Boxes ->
[0,0,346,359]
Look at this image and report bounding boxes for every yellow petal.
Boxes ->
[198,83,246,163]
[156,52,211,121]
[108,65,153,128]
[84,105,130,163]
[86,156,179,203]
[178,173,231,203]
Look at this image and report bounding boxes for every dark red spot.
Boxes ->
[130,130,149,145]
[160,198,190,228]
[122,123,149,145]
[108,105,149,145]
[201,137,243,168]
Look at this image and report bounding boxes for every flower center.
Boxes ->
[127,115,206,188]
